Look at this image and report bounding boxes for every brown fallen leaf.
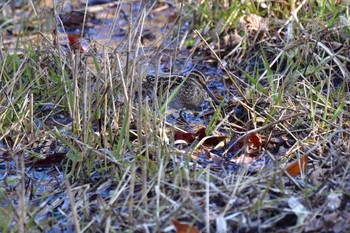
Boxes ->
[195,126,206,140]
[246,133,262,149]
[202,135,228,146]
[175,126,206,144]
[175,130,196,144]
[229,133,262,157]
[175,126,227,148]
[67,34,84,52]
[171,218,199,233]
[285,155,308,177]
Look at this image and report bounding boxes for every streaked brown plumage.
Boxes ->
[142,70,219,110]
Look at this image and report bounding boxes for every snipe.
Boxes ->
[141,70,219,110]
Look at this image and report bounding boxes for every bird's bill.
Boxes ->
[202,85,220,105]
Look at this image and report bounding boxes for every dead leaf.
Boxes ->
[195,126,206,140]
[175,131,196,144]
[67,34,84,52]
[233,133,262,155]
[175,126,227,149]
[171,218,199,233]
[247,133,262,149]
[175,126,206,144]
[285,155,308,177]
[202,135,228,147]
[227,133,263,164]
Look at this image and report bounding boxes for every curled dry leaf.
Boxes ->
[175,126,227,147]
[175,130,196,144]
[171,218,199,233]
[201,135,228,147]
[174,126,206,144]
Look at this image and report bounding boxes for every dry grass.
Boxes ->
[0,0,349,232]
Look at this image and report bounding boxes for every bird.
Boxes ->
[141,70,220,110]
